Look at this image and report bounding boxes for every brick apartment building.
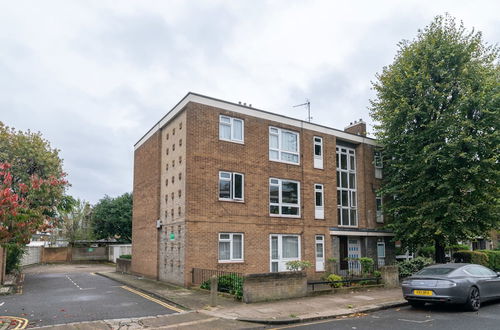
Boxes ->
[131,92,395,286]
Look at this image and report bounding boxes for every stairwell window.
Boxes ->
[374,150,383,179]
[376,196,383,223]
[219,171,244,201]
[269,127,299,164]
[315,184,324,219]
[219,115,244,143]
[218,233,244,262]
[337,146,357,227]
[313,136,323,169]
[269,178,300,217]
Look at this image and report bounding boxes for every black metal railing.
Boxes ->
[192,268,243,294]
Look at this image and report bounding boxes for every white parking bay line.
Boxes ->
[399,318,434,323]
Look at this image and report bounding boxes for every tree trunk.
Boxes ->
[435,240,446,264]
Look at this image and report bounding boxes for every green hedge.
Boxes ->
[119,254,132,259]
[478,250,500,271]
[452,250,489,266]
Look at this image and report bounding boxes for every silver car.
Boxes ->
[402,263,500,311]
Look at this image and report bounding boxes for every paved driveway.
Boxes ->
[1,264,179,328]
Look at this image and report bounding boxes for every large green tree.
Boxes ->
[370,15,499,263]
[60,197,94,244]
[91,193,132,243]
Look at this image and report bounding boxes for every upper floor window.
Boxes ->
[269,178,300,217]
[269,127,299,164]
[219,171,244,201]
[313,136,323,169]
[219,233,243,262]
[219,115,244,143]
[374,150,383,179]
[376,196,383,223]
[315,184,324,219]
[337,146,357,227]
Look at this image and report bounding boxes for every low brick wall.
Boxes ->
[243,271,307,303]
[72,247,108,261]
[116,258,132,274]
[41,247,70,263]
[381,265,399,287]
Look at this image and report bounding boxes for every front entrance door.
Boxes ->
[348,238,361,273]
[315,235,325,272]
[270,234,301,272]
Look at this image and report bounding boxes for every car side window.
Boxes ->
[465,266,485,276]
[479,266,496,276]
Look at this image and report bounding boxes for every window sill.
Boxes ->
[338,225,359,228]
[269,159,300,166]
[219,198,245,203]
[269,214,301,219]
[219,138,245,145]
[218,260,244,264]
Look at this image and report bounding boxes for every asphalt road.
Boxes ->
[274,301,500,330]
[0,269,178,328]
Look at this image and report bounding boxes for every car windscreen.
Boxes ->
[415,268,454,275]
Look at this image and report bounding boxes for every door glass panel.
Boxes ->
[315,192,322,206]
[316,243,324,258]
[315,144,321,156]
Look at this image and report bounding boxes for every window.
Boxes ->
[219,171,244,201]
[313,137,323,169]
[218,233,243,262]
[270,234,301,272]
[315,235,325,271]
[336,146,357,226]
[269,127,299,164]
[219,115,244,143]
[269,178,300,217]
[374,150,383,179]
[376,196,383,223]
[314,184,324,219]
[377,241,385,258]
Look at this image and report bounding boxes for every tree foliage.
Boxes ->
[60,197,94,244]
[91,193,132,242]
[370,15,499,262]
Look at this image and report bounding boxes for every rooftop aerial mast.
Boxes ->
[293,99,311,123]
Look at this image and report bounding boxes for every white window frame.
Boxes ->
[314,184,324,219]
[219,115,244,143]
[313,136,323,169]
[376,196,383,223]
[374,150,383,179]
[315,235,325,272]
[219,171,244,201]
[269,178,301,218]
[269,127,300,165]
[337,146,358,227]
[218,233,244,263]
[270,234,301,272]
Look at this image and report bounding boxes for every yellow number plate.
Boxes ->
[414,290,433,296]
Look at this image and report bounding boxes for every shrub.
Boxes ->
[119,254,132,259]
[286,260,312,271]
[448,244,470,252]
[359,257,374,276]
[478,250,500,271]
[417,246,435,258]
[200,274,244,299]
[398,256,433,278]
[327,274,343,288]
[6,245,25,274]
[373,270,382,278]
[452,250,489,266]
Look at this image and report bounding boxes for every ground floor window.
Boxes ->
[270,234,301,272]
[218,233,243,262]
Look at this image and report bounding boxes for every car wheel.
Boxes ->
[465,286,480,311]
[408,301,426,308]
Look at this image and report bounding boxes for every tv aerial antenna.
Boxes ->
[293,99,311,122]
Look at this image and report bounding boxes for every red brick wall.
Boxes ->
[131,131,161,279]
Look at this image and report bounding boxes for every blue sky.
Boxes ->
[1,0,498,203]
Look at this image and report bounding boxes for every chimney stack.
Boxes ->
[344,119,367,136]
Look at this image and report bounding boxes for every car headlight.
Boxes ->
[435,280,457,287]
[401,280,412,286]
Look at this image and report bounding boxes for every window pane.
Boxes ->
[349,173,355,189]
[281,152,298,163]
[337,190,341,206]
[220,123,231,140]
[282,131,297,152]
[350,156,355,170]
[269,150,279,160]
[282,236,299,258]
[220,172,231,179]
[282,206,299,215]
[316,243,324,258]
[220,116,230,123]
[351,192,356,206]
[233,235,242,259]
[376,198,382,211]
[282,181,298,204]
[219,180,231,199]
[315,192,322,206]
[234,174,243,199]
[342,209,349,225]
[233,119,242,140]
[270,205,279,214]
[336,153,339,168]
[341,154,347,169]
[219,241,230,260]
[314,144,322,156]
[270,185,279,203]
[341,190,348,206]
[270,127,279,134]
[336,171,340,187]
[270,134,279,149]
[350,209,357,226]
[220,234,230,240]
[271,237,279,259]
[377,243,385,258]
[341,172,348,188]
[271,262,278,272]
